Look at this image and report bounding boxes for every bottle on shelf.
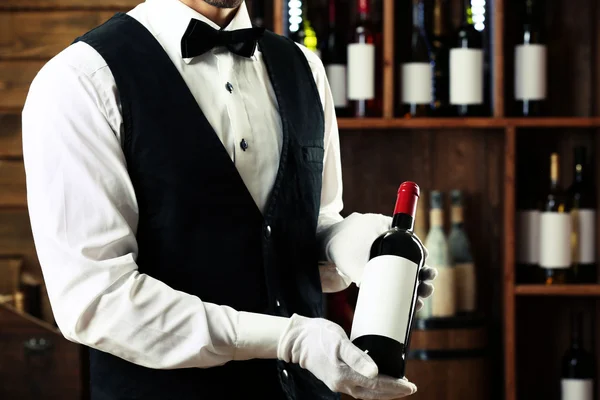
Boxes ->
[323,0,349,117]
[514,0,546,117]
[430,0,451,116]
[538,153,572,284]
[350,181,426,379]
[347,0,378,118]
[515,174,541,284]
[448,190,476,314]
[568,146,597,283]
[400,0,432,118]
[421,190,456,318]
[450,0,486,116]
[561,311,594,400]
[289,0,320,57]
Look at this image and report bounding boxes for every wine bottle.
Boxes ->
[450,0,486,116]
[348,0,377,117]
[514,0,546,116]
[448,190,476,314]
[350,181,425,379]
[422,190,456,318]
[516,174,541,284]
[323,0,349,117]
[561,312,594,400]
[400,0,432,118]
[431,0,451,116]
[568,146,597,283]
[538,153,572,284]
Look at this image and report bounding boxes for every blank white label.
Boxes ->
[516,210,540,264]
[401,62,432,104]
[326,64,348,108]
[576,209,596,264]
[515,44,547,100]
[539,212,572,268]
[347,43,375,100]
[350,255,418,344]
[456,263,476,313]
[449,48,484,105]
[561,379,593,400]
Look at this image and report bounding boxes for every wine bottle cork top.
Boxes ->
[430,190,443,209]
[394,181,421,217]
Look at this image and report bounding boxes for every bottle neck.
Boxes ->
[433,0,448,36]
[451,206,464,228]
[358,0,370,21]
[328,0,336,29]
[392,213,415,231]
[550,155,559,189]
[430,209,443,228]
[412,0,425,30]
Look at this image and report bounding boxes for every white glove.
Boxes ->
[323,212,437,310]
[277,314,417,399]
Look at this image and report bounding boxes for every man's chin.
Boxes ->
[203,0,244,9]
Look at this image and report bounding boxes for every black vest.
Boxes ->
[73,12,339,400]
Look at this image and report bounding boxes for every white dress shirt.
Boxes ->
[21,0,348,370]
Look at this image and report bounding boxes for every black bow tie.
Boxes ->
[181,19,265,59]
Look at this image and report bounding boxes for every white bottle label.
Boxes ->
[539,212,572,269]
[515,44,547,101]
[576,209,596,264]
[347,43,375,100]
[401,62,432,104]
[516,210,541,264]
[326,64,348,108]
[561,379,593,400]
[449,48,484,105]
[456,262,476,313]
[350,255,418,344]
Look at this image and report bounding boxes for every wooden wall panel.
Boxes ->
[0,160,26,208]
[0,0,138,9]
[0,61,44,111]
[0,12,114,59]
[0,115,22,158]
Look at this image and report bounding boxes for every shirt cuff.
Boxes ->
[233,311,290,361]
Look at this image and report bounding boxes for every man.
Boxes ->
[21,0,436,399]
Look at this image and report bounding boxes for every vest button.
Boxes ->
[282,369,289,379]
[276,299,281,307]
[265,225,272,238]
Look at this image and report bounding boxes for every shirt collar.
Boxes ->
[145,0,254,64]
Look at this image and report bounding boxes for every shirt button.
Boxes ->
[240,139,248,151]
[226,82,234,93]
[265,225,272,238]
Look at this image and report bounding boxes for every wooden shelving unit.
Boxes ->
[515,285,600,297]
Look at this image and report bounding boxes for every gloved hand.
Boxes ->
[323,212,437,311]
[278,313,417,399]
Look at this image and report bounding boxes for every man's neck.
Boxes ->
[179,0,239,28]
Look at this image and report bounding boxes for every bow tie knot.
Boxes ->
[181,19,265,59]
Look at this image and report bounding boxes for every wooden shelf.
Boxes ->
[337,117,600,130]
[515,284,600,297]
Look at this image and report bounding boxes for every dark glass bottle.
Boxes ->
[400,0,432,118]
[514,0,546,116]
[568,146,597,283]
[430,0,451,116]
[450,0,486,116]
[323,0,349,117]
[561,312,594,400]
[538,153,571,284]
[350,182,425,379]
